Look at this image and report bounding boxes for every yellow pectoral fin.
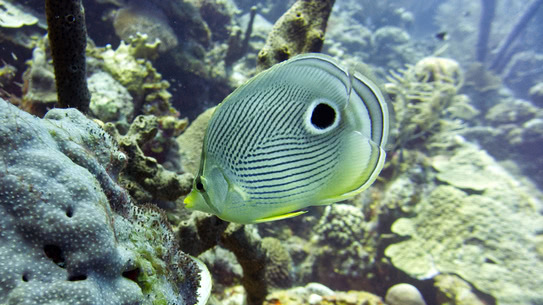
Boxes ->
[184,189,198,208]
[253,210,307,223]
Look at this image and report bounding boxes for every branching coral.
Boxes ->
[386,56,478,150]
[103,115,192,204]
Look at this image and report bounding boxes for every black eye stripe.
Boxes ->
[195,177,205,191]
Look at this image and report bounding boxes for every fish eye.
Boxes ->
[311,103,336,129]
[304,99,340,134]
[195,177,205,192]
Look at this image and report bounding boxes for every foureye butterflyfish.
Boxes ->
[184,53,390,224]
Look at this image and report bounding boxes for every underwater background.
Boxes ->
[0,0,542,304]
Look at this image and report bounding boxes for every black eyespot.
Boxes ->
[195,177,205,191]
[311,103,336,129]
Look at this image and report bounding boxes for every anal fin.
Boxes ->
[254,210,307,223]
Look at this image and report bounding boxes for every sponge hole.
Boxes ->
[66,206,73,218]
[43,244,65,268]
[122,268,140,282]
[68,274,87,281]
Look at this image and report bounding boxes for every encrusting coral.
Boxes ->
[0,0,38,28]
[385,144,543,305]
[0,98,209,305]
[97,38,173,114]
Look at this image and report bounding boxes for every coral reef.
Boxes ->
[0,98,208,305]
[175,213,295,305]
[176,212,229,257]
[98,39,173,114]
[176,107,216,175]
[0,0,43,49]
[257,0,336,71]
[503,51,543,99]
[529,82,543,107]
[433,274,486,305]
[302,204,378,291]
[199,246,242,289]
[0,1,38,28]
[103,115,193,204]
[485,99,537,126]
[113,1,178,53]
[262,283,383,305]
[220,224,268,305]
[21,34,189,185]
[385,144,543,305]
[45,0,90,112]
[87,71,134,125]
[462,62,502,112]
[21,45,58,116]
[370,26,412,70]
[489,0,543,73]
[225,6,257,67]
[261,237,293,289]
[386,56,477,150]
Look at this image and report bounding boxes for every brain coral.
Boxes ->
[0,99,208,305]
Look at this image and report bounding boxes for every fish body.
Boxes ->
[184,53,390,224]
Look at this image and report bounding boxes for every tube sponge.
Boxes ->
[0,99,208,305]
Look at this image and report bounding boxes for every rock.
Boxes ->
[113,2,178,53]
[434,274,486,305]
[385,283,426,305]
[177,106,216,175]
[88,71,134,124]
